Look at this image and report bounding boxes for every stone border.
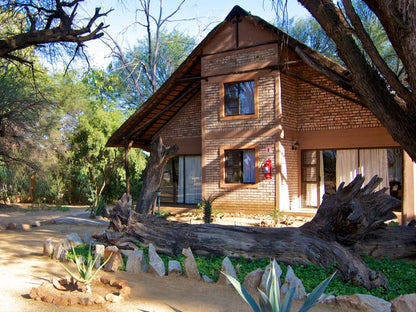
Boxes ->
[41,232,416,312]
[29,277,130,306]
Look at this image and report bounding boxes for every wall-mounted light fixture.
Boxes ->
[292,141,299,150]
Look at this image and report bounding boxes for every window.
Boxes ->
[224,80,255,116]
[160,155,202,204]
[301,148,403,209]
[224,149,256,184]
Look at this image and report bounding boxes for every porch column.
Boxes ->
[125,139,134,196]
[403,152,416,224]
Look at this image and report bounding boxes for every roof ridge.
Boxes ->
[225,5,250,21]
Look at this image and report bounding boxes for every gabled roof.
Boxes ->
[106,5,351,150]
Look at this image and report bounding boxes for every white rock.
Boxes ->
[104,246,123,272]
[148,243,165,276]
[81,232,94,245]
[65,233,83,247]
[59,249,68,262]
[168,260,182,276]
[43,238,55,256]
[391,294,416,312]
[182,247,200,280]
[94,244,105,268]
[217,257,237,285]
[243,268,264,291]
[259,262,282,292]
[281,266,307,300]
[126,249,145,273]
[59,238,70,251]
[53,242,64,260]
[336,294,391,312]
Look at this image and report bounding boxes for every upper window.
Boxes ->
[224,80,255,116]
[224,149,256,184]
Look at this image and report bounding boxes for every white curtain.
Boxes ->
[177,157,184,203]
[184,156,202,204]
[336,149,359,188]
[305,184,318,207]
[359,149,389,190]
[243,150,255,183]
[319,151,325,205]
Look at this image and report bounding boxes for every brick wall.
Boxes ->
[204,76,276,132]
[157,93,202,150]
[204,136,277,214]
[202,48,278,213]
[203,47,276,74]
[281,73,298,131]
[295,65,381,131]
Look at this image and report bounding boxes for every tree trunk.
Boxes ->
[102,175,416,290]
[135,136,178,214]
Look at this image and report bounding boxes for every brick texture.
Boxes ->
[157,93,201,145]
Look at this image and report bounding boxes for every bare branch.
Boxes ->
[295,46,353,92]
[0,1,110,64]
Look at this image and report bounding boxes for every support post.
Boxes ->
[124,139,134,196]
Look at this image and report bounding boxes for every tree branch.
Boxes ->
[0,1,110,63]
[342,0,413,108]
[295,46,353,92]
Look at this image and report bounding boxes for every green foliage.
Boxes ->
[106,242,416,302]
[61,244,111,284]
[195,255,223,281]
[87,194,106,218]
[268,207,284,226]
[109,29,195,112]
[68,94,147,204]
[287,0,402,77]
[223,259,334,312]
[199,193,223,224]
[159,210,172,218]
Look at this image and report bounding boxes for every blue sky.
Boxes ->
[78,0,310,68]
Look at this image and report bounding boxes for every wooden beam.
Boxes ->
[128,82,200,141]
[281,69,363,106]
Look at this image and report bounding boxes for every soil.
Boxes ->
[0,205,354,312]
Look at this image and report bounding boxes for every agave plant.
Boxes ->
[60,244,111,288]
[223,259,335,312]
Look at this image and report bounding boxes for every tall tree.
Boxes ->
[101,0,196,110]
[69,104,147,210]
[274,0,416,161]
[0,0,109,65]
[108,30,195,111]
[0,62,57,167]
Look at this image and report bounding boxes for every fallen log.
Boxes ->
[101,175,416,290]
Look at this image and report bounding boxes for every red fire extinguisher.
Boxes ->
[263,159,272,180]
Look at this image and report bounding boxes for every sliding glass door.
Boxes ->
[301,148,402,209]
[160,155,202,204]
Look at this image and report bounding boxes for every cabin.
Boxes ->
[106,6,416,222]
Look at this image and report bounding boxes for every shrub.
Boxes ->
[223,259,334,312]
[61,244,111,288]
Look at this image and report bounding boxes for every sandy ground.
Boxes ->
[0,205,352,312]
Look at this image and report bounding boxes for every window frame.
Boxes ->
[220,145,259,188]
[220,78,259,121]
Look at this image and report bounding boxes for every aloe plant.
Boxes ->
[60,244,111,286]
[223,259,335,312]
